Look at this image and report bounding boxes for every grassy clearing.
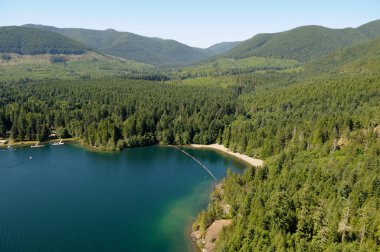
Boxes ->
[175,56,302,77]
[0,52,153,81]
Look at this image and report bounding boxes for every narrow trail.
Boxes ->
[169,145,217,181]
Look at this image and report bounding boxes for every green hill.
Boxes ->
[0,26,89,55]
[16,20,380,66]
[225,20,380,62]
[207,41,241,54]
[357,19,380,39]
[24,24,215,66]
[307,37,380,74]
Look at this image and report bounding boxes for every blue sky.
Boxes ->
[1,0,379,48]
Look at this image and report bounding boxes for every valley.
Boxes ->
[0,18,380,252]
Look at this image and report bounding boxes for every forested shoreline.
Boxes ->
[1,72,378,156]
[191,72,380,251]
[0,77,239,150]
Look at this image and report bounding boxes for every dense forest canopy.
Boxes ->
[191,39,380,251]
[0,78,239,150]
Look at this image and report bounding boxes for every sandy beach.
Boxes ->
[190,144,263,167]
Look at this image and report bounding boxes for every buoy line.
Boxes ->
[170,145,217,181]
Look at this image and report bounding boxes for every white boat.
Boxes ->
[52,139,64,146]
[31,142,44,148]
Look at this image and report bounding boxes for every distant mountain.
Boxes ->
[307,36,380,74]
[224,20,380,62]
[23,24,215,66]
[207,41,241,55]
[0,26,89,55]
[10,20,380,66]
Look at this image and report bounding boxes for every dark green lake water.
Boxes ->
[0,144,246,252]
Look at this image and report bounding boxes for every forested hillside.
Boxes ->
[306,37,380,74]
[176,56,301,78]
[8,20,379,67]
[193,74,380,250]
[0,26,89,55]
[224,20,380,62]
[23,24,215,66]
[357,19,380,39]
[192,38,380,251]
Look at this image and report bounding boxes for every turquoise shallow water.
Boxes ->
[0,144,246,252]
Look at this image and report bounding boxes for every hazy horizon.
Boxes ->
[1,0,379,48]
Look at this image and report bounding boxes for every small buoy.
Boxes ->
[29,156,32,160]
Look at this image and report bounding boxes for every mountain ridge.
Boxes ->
[22,24,225,66]
[2,20,379,67]
[207,41,241,54]
[306,36,380,74]
[0,26,90,55]
[224,20,380,62]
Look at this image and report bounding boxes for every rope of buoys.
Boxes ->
[170,145,217,181]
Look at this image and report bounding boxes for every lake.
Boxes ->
[0,144,246,252]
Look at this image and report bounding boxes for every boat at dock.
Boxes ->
[52,139,64,146]
[31,142,44,148]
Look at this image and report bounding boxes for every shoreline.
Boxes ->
[2,140,265,168]
[0,138,79,149]
[189,143,264,167]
